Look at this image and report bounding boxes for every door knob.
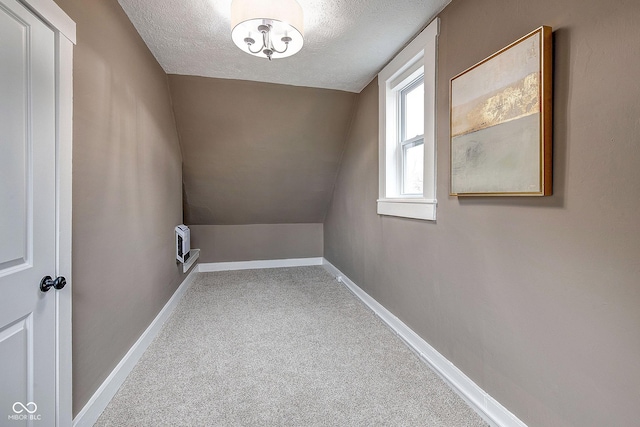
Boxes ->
[40,276,67,292]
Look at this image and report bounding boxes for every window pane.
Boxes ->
[404,82,424,140]
[403,142,423,195]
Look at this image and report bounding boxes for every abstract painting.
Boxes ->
[450,26,552,196]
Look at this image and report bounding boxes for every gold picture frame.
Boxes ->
[450,26,552,196]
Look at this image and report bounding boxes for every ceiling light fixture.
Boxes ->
[230,0,304,61]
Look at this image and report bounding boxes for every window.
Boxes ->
[377,18,439,221]
[399,76,424,195]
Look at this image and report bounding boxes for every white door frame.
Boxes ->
[17,1,75,425]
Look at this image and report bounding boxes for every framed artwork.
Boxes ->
[450,26,552,196]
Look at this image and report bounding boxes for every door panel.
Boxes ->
[0,3,28,272]
[0,0,57,424]
[0,316,32,410]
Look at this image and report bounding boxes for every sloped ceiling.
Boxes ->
[170,75,357,225]
[120,1,451,225]
[118,0,450,92]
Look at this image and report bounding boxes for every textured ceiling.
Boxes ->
[117,0,450,92]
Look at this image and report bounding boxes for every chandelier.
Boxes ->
[231,0,304,61]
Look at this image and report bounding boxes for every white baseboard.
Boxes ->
[322,259,527,427]
[72,268,200,427]
[198,257,323,272]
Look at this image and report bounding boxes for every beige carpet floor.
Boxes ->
[95,266,488,426]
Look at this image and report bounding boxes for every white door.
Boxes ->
[0,0,58,424]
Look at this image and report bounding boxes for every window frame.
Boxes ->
[377,18,439,221]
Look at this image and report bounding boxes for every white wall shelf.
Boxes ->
[182,249,200,273]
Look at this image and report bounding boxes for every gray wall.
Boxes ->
[53,0,186,416]
[324,0,640,426]
[168,75,357,225]
[191,224,323,263]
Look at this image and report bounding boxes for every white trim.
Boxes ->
[54,32,74,427]
[72,269,200,427]
[199,257,324,273]
[390,60,424,91]
[377,198,437,221]
[378,18,439,221]
[322,259,527,427]
[17,1,75,425]
[19,0,75,43]
[378,21,439,83]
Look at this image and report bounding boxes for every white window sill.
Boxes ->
[377,198,436,221]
